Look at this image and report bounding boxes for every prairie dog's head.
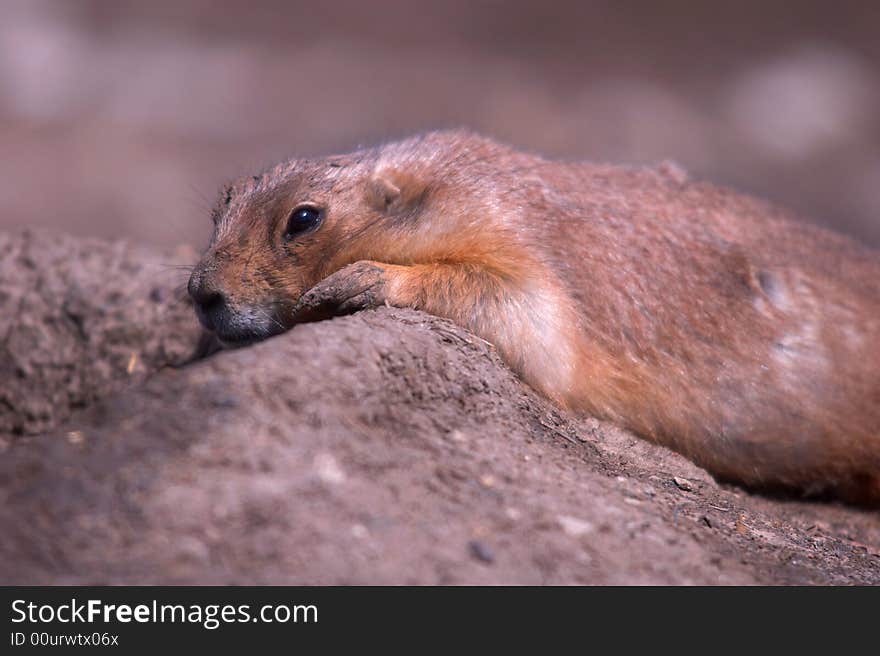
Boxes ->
[187,145,439,346]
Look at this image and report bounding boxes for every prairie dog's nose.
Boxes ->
[188,269,228,329]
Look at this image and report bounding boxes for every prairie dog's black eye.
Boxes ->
[284,205,322,240]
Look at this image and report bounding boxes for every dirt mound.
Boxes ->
[0,230,202,440]
[0,231,878,584]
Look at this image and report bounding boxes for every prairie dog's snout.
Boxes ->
[187,263,225,328]
[187,257,284,346]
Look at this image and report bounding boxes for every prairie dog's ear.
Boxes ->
[367,168,427,212]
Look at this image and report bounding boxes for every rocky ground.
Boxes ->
[1,230,878,585]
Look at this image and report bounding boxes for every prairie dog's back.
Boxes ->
[523,158,880,497]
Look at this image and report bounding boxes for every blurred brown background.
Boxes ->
[1,0,879,250]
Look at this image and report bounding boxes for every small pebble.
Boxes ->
[558,515,594,537]
[673,476,694,492]
[468,540,495,564]
[314,452,346,485]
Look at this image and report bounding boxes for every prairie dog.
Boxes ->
[188,130,880,504]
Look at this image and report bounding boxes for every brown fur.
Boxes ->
[189,130,880,505]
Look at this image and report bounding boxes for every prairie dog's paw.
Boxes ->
[291,261,388,323]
